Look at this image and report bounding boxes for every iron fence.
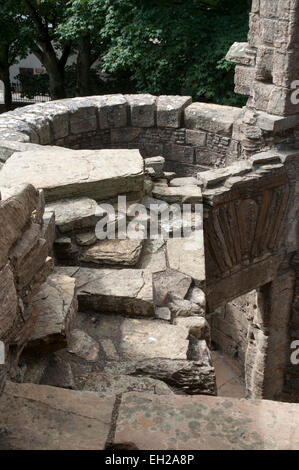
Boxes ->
[11,80,50,103]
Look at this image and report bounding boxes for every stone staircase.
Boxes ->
[0,146,215,400]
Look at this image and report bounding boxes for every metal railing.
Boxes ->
[11,81,50,103]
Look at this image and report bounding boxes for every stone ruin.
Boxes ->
[0,0,298,450]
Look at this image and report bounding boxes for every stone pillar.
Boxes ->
[227,0,299,158]
[246,269,295,400]
[263,270,295,400]
[234,0,299,116]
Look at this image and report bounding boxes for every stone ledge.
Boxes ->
[0,381,114,450]
[184,102,242,137]
[56,266,155,317]
[0,148,144,202]
[114,392,299,450]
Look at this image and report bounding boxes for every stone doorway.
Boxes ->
[208,291,257,399]
[208,268,295,402]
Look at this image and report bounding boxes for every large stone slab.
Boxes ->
[153,269,192,305]
[56,267,155,317]
[184,102,242,136]
[0,381,114,450]
[0,184,38,269]
[157,95,192,128]
[114,393,299,450]
[138,251,167,274]
[27,272,77,352]
[0,141,51,163]
[167,234,205,285]
[46,197,100,233]
[125,94,156,127]
[0,148,144,202]
[79,238,144,266]
[119,317,208,361]
[83,370,173,396]
[152,184,202,204]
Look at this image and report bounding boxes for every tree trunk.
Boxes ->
[76,36,92,97]
[46,62,66,100]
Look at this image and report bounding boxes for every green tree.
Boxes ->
[58,0,107,96]
[18,0,72,99]
[101,0,251,105]
[0,1,29,110]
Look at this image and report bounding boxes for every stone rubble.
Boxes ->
[0,0,299,445]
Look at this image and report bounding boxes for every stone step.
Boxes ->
[74,311,214,396]
[114,392,299,450]
[1,382,299,450]
[55,266,155,317]
[0,381,114,450]
[0,148,144,202]
[26,272,77,352]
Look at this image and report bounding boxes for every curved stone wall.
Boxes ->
[0,94,244,176]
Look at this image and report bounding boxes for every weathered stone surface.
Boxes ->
[144,156,165,178]
[152,184,202,204]
[226,42,254,65]
[54,236,72,250]
[115,392,299,450]
[106,338,216,396]
[56,267,155,317]
[8,223,41,272]
[184,102,242,136]
[0,263,18,339]
[119,317,207,361]
[199,161,252,188]
[167,234,205,285]
[41,210,56,255]
[155,307,171,321]
[75,231,97,246]
[157,95,192,128]
[69,102,97,135]
[256,111,299,132]
[167,296,204,318]
[40,355,75,389]
[46,197,100,233]
[185,129,207,146]
[79,238,143,266]
[125,94,156,127]
[0,381,114,450]
[97,94,128,128]
[136,359,215,396]
[0,141,47,163]
[251,150,282,165]
[0,149,144,202]
[16,239,49,290]
[83,370,173,396]
[164,171,176,182]
[0,184,38,269]
[68,329,99,362]
[27,273,77,351]
[170,177,198,187]
[21,256,54,306]
[138,251,167,273]
[143,195,169,214]
[31,189,45,225]
[153,269,192,305]
[187,287,206,308]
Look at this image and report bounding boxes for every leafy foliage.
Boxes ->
[100,0,250,105]
[1,0,250,106]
